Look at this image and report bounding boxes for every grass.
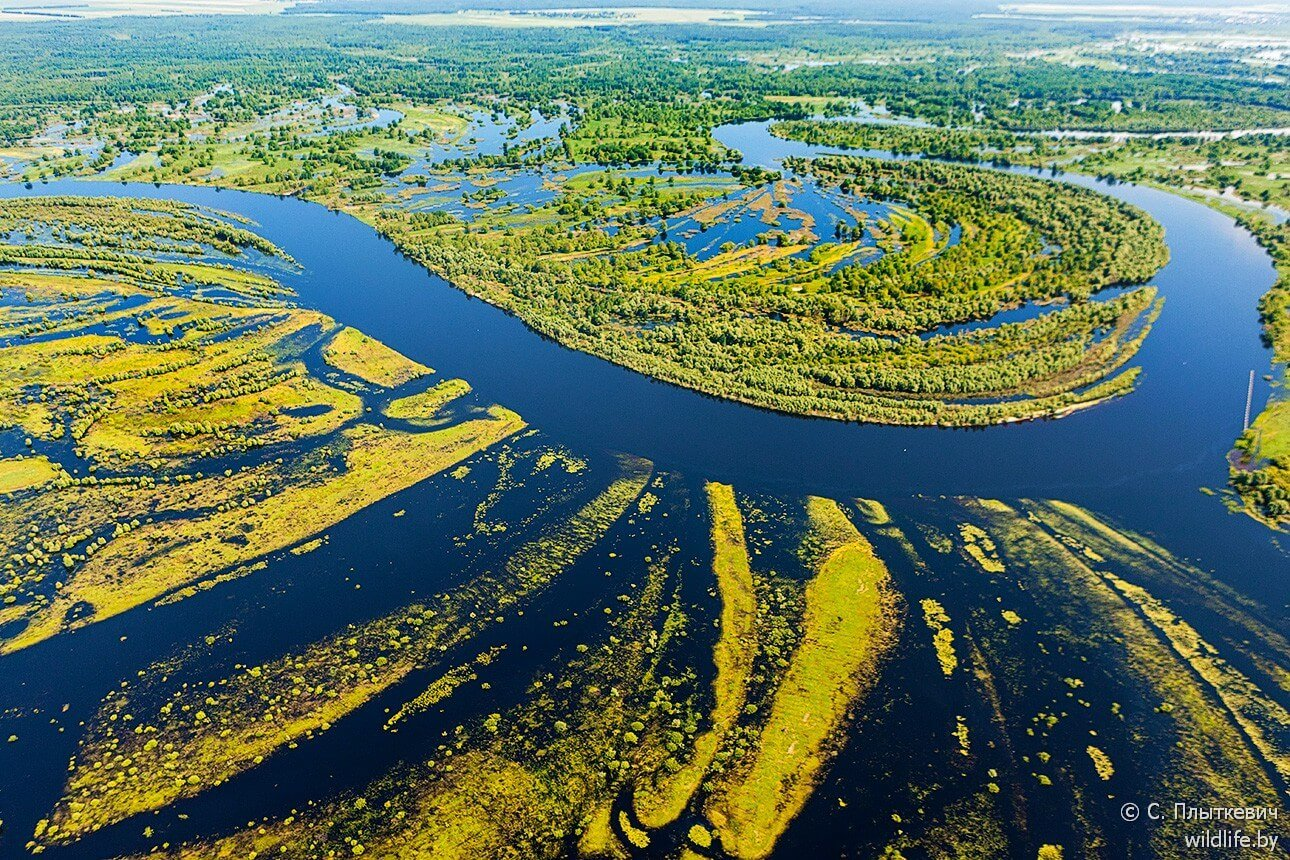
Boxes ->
[634,482,756,829]
[322,326,431,388]
[384,378,472,421]
[1023,501,1290,786]
[393,103,471,140]
[967,498,1281,847]
[706,496,897,860]
[8,411,524,655]
[921,598,958,677]
[44,451,658,846]
[117,486,679,860]
[0,455,62,494]
[0,196,533,657]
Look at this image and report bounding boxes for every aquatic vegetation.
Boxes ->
[958,523,1005,574]
[383,378,471,421]
[321,325,430,388]
[0,197,523,655]
[71,483,904,860]
[1021,500,1290,784]
[0,456,62,495]
[704,497,898,858]
[38,454,646,845]
[962,499,1284,855]
[920,598,957,677]
[7,411,523,654]
[385,647,506,730]
[632,482,756,830]
[1085,746,1114,781]
[12,476,1286,858]
[106,492,680,859]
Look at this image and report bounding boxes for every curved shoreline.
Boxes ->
[0,125,1275,505]
[0,124,1286,860]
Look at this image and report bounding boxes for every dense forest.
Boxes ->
[2,14,1290,145]
[0,9,1282,507]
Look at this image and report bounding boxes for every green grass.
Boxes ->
[384,378,472,421]
[322,326,431,388]
[0,455,62,494]
[707,496,897,859]
[634,482,756,829]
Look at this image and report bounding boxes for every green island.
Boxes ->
[0,16,1192,427]
[767,118,1290,524]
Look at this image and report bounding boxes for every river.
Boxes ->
[0,119,1284,860]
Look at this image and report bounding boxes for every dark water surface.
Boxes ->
[0,121,1285,859]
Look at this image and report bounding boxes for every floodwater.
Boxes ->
[0,119,1284,859]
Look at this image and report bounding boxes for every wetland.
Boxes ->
[0,11,1287,860]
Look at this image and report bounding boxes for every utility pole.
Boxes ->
[1244,369,1255,432]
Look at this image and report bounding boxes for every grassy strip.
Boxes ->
[321,325,431,388]
[0,455,62,495]
[114,515,678,860]
[40,455,653,845]
[967,499,1281,853]
[7,411,523,655]
[383,378,472,421]
[633,481,757,828]
[706,496,897,859]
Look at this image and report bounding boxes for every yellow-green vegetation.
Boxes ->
[633,482,756,829]
[959,523,1005,574]
[380,152,1166,427]
[964,499,1284,853]
[8,410,523,655]
[705,497,898,859]
[321,325,430,387]
[85,484,899,860]
[383,378,472,421]
[0,197,523,655]
[40,457,648,845]
[110,506,683,860]
[0,456,62,494]
[1030,499,1290,697]
[1023,500,1290,785]
[921,598,958,677]
[385,646,504,729]
[1086,746,1114,781]
[879,789,1011,860]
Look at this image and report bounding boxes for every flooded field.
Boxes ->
[0,117,1284,860]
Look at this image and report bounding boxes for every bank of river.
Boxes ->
[0,119,1283,859]
[2,119,1282,574]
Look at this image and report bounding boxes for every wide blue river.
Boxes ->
[1,120,1282,594]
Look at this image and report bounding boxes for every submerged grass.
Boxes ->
[706,496,898,859]
[633,482,756,829]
